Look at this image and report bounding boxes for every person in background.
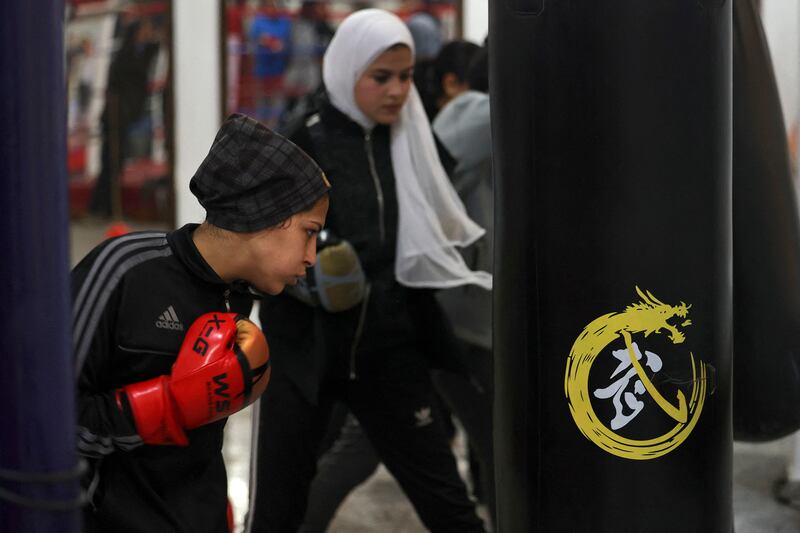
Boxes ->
[300,40,496,532]
[431,38,495,523]
[89,18,160,218]
[407,11,445,120]
[283,0,334,118]
[250,9,490,533]
[249,0,292,127]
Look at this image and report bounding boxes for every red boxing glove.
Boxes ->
[117,312,271,445]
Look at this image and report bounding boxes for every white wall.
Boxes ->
[761,0,799,129]
[173,0,220,227]
[463,0,488,44]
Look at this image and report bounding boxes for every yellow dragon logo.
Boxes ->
[564,287,708,460]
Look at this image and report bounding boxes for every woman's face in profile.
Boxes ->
[354,45,414,125]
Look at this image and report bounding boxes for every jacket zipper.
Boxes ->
[348,283,371,380]
[224,288,231,311]
[364,132,386,245]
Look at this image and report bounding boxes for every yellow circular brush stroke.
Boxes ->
[564,288,707,460]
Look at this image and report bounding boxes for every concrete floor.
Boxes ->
[71,218,800,532]
[222,408,800,533]
[733,438,800,533]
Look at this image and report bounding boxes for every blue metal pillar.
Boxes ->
[0,1,83,531]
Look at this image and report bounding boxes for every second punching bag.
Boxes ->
[731,0,800,442]
[491,1,732,532]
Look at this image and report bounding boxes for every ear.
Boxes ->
[443,72,468,98]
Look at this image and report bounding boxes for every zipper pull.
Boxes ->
[223,288,231,311]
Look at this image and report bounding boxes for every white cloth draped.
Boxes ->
[322,9,492,290]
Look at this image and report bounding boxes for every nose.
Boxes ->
[387,77,408,99]
[304,237,317,267]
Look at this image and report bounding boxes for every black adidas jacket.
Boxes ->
[72,224,253,533]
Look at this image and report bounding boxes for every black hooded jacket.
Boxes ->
[73,224,253,533]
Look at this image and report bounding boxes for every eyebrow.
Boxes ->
[371,67,414,75]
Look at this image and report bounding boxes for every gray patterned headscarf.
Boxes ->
[190,114,330,232]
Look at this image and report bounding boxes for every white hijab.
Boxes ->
[322,9,492,290]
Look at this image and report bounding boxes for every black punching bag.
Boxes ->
[491,1,732,532]
[731,0,800,441]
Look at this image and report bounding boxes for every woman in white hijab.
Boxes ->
[251,9,488,533]
[323,9,491,290]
